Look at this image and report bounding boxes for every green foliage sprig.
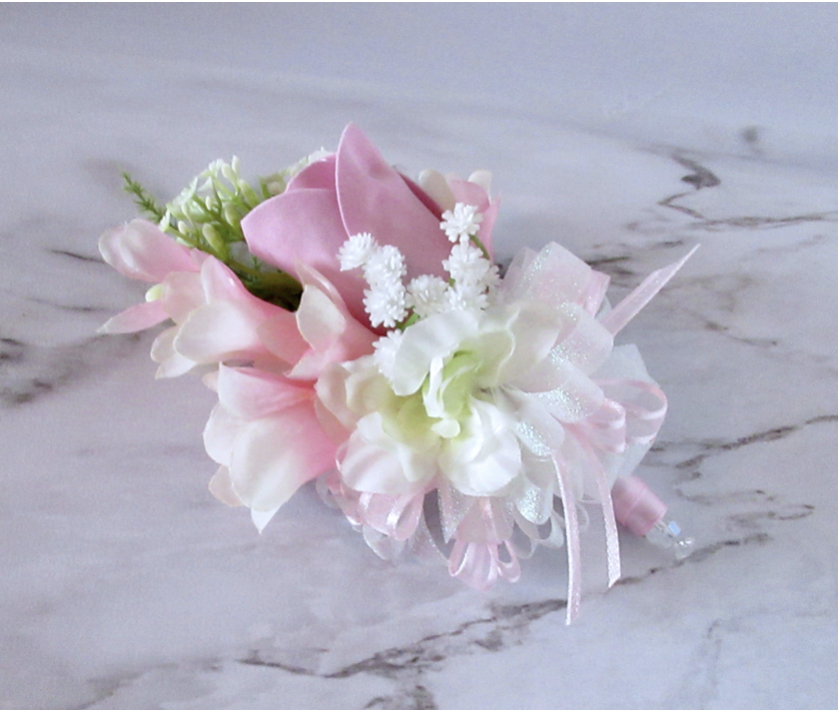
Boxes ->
[123,160,303,310]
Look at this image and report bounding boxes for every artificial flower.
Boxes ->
[241,124,497,328]
[97,125,692,623]
[99,219,296,378]
[203,265,377,529]
[318,240,684,610]
[98,219,205,334]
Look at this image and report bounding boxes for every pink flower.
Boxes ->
[99,219,298,377]
[242,124,497,329]
[100,220,379,528]
[203,265,377,529]
[98,219,205,334]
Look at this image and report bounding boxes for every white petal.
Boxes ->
[161,271,205,324]
[203,404,244,465]
[151,326,197,378]
[174,300,265,364]
[341,413,434,494]
[391,310,479,396]
[418,168,456,212]
[217,364,312,421]
[251,506,280,533]
[441,399,521,496]
[296,285,346,352]
[229,406,335,513]
[208,466,243,507]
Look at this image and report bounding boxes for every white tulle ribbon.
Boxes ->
[496,245,694,620]
[599,246,698,335]
[320,243,694,622]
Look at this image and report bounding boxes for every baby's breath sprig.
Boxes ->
[338,200,499,339]
[122,161,302,310]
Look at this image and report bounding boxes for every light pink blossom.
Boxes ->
[203,265,377,529]
[98,219,292,377]
[98,219,205,335]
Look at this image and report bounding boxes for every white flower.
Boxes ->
[318,243,637,503]
[445,281,491,312]
[364,245,407,286]
[363,283,408,329]
[339,232,378,271]
[443,242,494,286]
[318,302,573,498]
[372,330,404,382]
[440,203,483,244]
[406,274,450,318]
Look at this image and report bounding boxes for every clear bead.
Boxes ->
[646,518,695,560]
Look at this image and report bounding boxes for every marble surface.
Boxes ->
[2,6,837,709]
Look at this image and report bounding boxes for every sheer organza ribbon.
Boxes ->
[323,244,693,623]
[494,244,693,622]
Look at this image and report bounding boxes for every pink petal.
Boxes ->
[98,300,168,334]
[313,394,352,446]
[295,263,355,316]
[286,267,376,381]
[287,284,375,380]
[200,256,251,304]
[217,364,314,421]
[336,124,451,283]
[99,219,200,282]
[401,172,444,216]
[161,271,205,324]
[286,154,337,191]
[229,405,337,513]
[314,363,358,433]
[447,176,488,208]
[173,300,271,365]
[243,187,369,325]
[295,283,347,353]
[257,312,309,367]
[243,187,345,270]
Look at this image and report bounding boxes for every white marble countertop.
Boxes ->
[2,6,837,709]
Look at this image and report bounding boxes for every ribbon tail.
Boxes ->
[554,454,581,625]
[600,246,698,336]
[594,466,622,588]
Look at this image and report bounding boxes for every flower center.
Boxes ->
[422,349,483,438]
